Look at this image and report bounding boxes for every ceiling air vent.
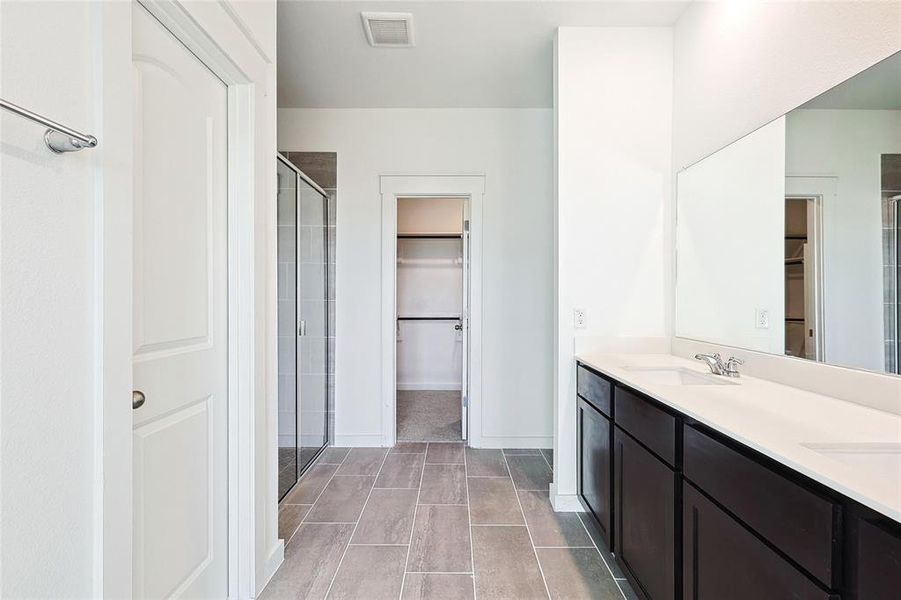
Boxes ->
[361,12,415,47]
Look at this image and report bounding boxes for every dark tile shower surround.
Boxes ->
[267,444,636,600]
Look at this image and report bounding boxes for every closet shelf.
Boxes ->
[397,257,463,265]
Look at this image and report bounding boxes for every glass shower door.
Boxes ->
[298,178,329,468]
[277,156,298,500]
[277,154,330,500]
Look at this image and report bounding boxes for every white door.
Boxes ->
[132,5,229,598]
[461,216,470,440]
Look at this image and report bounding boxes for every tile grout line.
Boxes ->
[399,442,429,600]
[501,451,552,600]
[289,450,352,539]
[322,449,390,599]
[539,449,553,473]
[575,512,629,600]
[266,448,355,596]
[463,446,478,600]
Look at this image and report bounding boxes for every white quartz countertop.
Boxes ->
[575,352,901,523]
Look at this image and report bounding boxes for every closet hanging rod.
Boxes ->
[397,316,461,321]
[397,233,462,239]
[1,97,98,153]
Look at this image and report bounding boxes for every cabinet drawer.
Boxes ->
[683,482,835,600]
[614,386,677,467]
[684,425,840,587]
[577,398,612,548]
[577,364,611,417]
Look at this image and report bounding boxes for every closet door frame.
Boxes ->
[380,175,485,448]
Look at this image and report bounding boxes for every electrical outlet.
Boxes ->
[574,308,586,329]
[755,308,770,330]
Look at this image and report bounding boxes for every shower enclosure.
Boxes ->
[277,153,331,500]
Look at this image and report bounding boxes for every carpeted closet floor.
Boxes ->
[396,390,462,442]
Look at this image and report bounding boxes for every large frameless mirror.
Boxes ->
[676,51,901,376]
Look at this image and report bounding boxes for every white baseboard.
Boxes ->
[396,383,462,391]
[258,539,284,597]
[333,433,386,447]
[474,435,553,449]
[550,483,584,512]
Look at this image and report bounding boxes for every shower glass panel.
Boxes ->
[277,157,298,500]
[298,177,329,468]
[277,153,330,502]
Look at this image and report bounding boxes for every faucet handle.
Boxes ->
[724,356,744,376]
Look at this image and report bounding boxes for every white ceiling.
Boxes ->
[800,50,901,110]
[277,1,692,108]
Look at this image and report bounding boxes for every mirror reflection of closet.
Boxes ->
[784,197,821,361]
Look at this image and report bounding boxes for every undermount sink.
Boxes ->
[620,366,736,386]
[802,442,901,480]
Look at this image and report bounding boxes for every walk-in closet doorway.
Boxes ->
[395,198,470,442]
[380,174,485,449]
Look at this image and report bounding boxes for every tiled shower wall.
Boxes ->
[282,152,337,443]
[882,154,900,374]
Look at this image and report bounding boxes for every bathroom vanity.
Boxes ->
[575,354,901,600]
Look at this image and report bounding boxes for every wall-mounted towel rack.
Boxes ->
[1,98,98,153]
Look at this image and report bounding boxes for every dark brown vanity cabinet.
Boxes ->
[614,426,677,600]
[575,361,901,600]
[845,512,901,600]
[576,365,613,548]
[578,397,612,547]
[683,482,835,600]
[612,384,680,600]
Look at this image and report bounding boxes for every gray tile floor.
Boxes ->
[265,444,634,600]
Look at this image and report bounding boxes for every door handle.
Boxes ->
[133,390,146,410]
[454,323,463,331]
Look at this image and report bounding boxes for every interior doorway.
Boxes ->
[395,198,470,442]
[380,175,484,448]
[784,195,824,361]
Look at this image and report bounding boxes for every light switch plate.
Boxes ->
[574,308,586,329]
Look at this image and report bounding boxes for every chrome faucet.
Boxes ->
[694,353,744,378]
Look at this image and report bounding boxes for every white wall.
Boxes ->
[554,27,673,506]
[1,3,102,596]
[673,0,901,170]
[671,0,900,377]
[397,197,463,234]
[0,1,277,597]
[786,108,901,372]
[676,117,786,355]
[278,108,554,448]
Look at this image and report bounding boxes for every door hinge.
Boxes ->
[298,320,306,336]
[462,395,468,408]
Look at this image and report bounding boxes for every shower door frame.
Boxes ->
[277,152,331,497]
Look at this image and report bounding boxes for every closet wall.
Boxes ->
[396,198,464,390]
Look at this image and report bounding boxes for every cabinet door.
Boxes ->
[683,483,834,600]
[578,398,612,548]
[614,427,676,600]
[845,512,901,600]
